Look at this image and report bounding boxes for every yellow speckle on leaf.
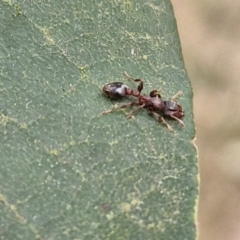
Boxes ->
[109,140,118,146]
[0,114,17,126]
[49,149,58,156]
[123,0,132,10]
[19,123,27,129]
[40,27,55,45]
[130,198,143,206]
[106,211,114,220]
[121,202,131,213]
[147,223,155,230]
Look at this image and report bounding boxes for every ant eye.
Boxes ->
[102,82,128,99]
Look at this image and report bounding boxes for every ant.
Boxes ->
[101,72,185,131]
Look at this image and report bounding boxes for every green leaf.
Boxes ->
[0,0,197,239]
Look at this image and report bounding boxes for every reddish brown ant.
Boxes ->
[102,72,185,131]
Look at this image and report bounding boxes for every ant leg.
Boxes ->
[126,104,145,119]
[150,111,174,132]
[169,114,185,127]
[134,79,143,93]
[149,89,162,98]
[102,102,138,114]
[123,71,144,93]
[123,71,135,81]
[171,91,183,101]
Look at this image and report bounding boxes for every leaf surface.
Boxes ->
[0,0,197,239]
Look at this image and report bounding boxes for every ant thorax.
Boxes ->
[150,96,164,109]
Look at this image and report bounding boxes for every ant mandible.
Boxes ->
[101,72,185,131]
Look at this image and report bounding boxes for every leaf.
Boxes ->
[0,0,197,239]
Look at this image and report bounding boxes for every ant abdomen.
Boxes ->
[102,82,128,100]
